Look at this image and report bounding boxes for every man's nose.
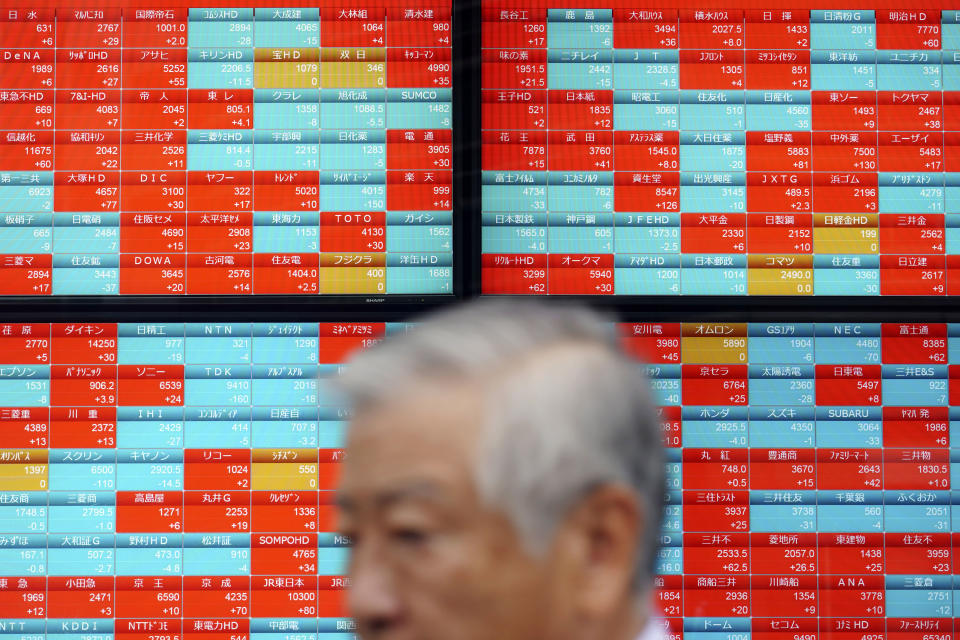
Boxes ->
[348,548,403,631]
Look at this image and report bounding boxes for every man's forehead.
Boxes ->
[340,379,486,491]
[336,479,452,511]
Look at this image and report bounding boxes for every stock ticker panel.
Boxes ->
[4,321,960,639]
[481,4,960,295]
[0,3,453,296]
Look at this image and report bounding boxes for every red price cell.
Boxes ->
[387,129,451,171]
[747,131,811,171]
[481,9,547,49]
[481,254,548,295]
[879,255,945,296]
[816,449,882,490]
[119,253,186,295]
[253,254,320,295]
[876,10,941,49]
[751,574,818,617]
[317,323,384,363]
[253,171,318,213]
[0,324,50,364]
[745,49,809,89]
[878,92,943,132]
[812,91,877,132]
[811,173,878,214]
[818,575,885,618]
[659,406,682,448]
[750,448,816,490]
[48,576,114,618]
[482,89,547,130]
[50,366,117,407]
[749,532,818,575]
[679,10,745,49]
[747,172,811,213]
[679,49,744,89]
[187,90,253,130]
[252,490,320,533]
[116,490,183,533]
[878,215,945,256]
[681,574,750,617]
[744,9,810,49]
[0,255,52,295]
[548,130,613,170]
[182,575,250,619]
[115,575,182,619]
[186,212,253,253]
[683,490,749,532]
[681,213,747,254]
[613,9,679,49]
[682,448,748,490]
[682,364,748,405]
[120,131,186,171]
[0,9,55,50]
[882,407,949,448]
[386,47,451,88]
[183,490,250,533]
[321,8,385,47]
[747,214,813,254]
[0,131,53,172]
[0,92,56,132]
[547,91,614,132]
[884,533,952,575]
[818,532,884,574]
[882,448,949,490]
[614,172,679,213]
[619,323,682,363]
[50,406,116,448]
[482,48,547,90]
[251,533,318,575]
[184,449,250,491]
[682,532,749,574]
[386,170,450,211]
[880,324,947,363]
[121,10,188,48]
[547,253,614,295]
[251,575,319,618]
[55,91,121,131]
[0,407,49,448]
[0,576,45,618]
[122,89,188,130]
[614,131,679,171]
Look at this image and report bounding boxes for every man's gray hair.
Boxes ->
[337,299,666,595]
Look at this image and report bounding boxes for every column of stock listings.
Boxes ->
[481,2,960,295]
[0,2,453,295]
[1,321,960,639]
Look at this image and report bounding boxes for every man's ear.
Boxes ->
[554,485,643,619]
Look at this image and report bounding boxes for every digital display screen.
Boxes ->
[1,320,959,640]
[0,2,452,296]
[480,2,960,295]
[622,322,957,639]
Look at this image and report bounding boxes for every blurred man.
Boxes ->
[336,300,667,640]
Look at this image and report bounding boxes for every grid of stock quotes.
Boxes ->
[0,322,957,639]
[481,3,960,295]
[0,2,453,295]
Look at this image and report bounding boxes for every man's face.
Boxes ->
[337,379,562,640]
